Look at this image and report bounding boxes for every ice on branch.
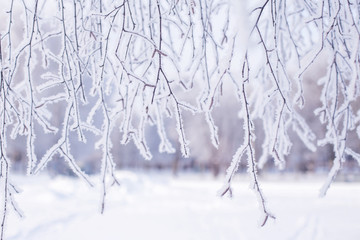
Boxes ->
[1,0,360,236]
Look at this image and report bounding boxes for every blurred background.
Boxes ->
[7,64,360,181]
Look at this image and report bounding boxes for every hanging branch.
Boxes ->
[0,0,360,235]
[0,33,10,240]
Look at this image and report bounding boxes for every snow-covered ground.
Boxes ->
[5,172,360,240]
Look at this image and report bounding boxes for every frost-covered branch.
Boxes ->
[0,0,360,236]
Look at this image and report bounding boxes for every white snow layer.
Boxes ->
[5,172,360,240]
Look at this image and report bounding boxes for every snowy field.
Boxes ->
[5,172,360,240]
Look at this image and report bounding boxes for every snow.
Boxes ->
[5,172,360,240]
